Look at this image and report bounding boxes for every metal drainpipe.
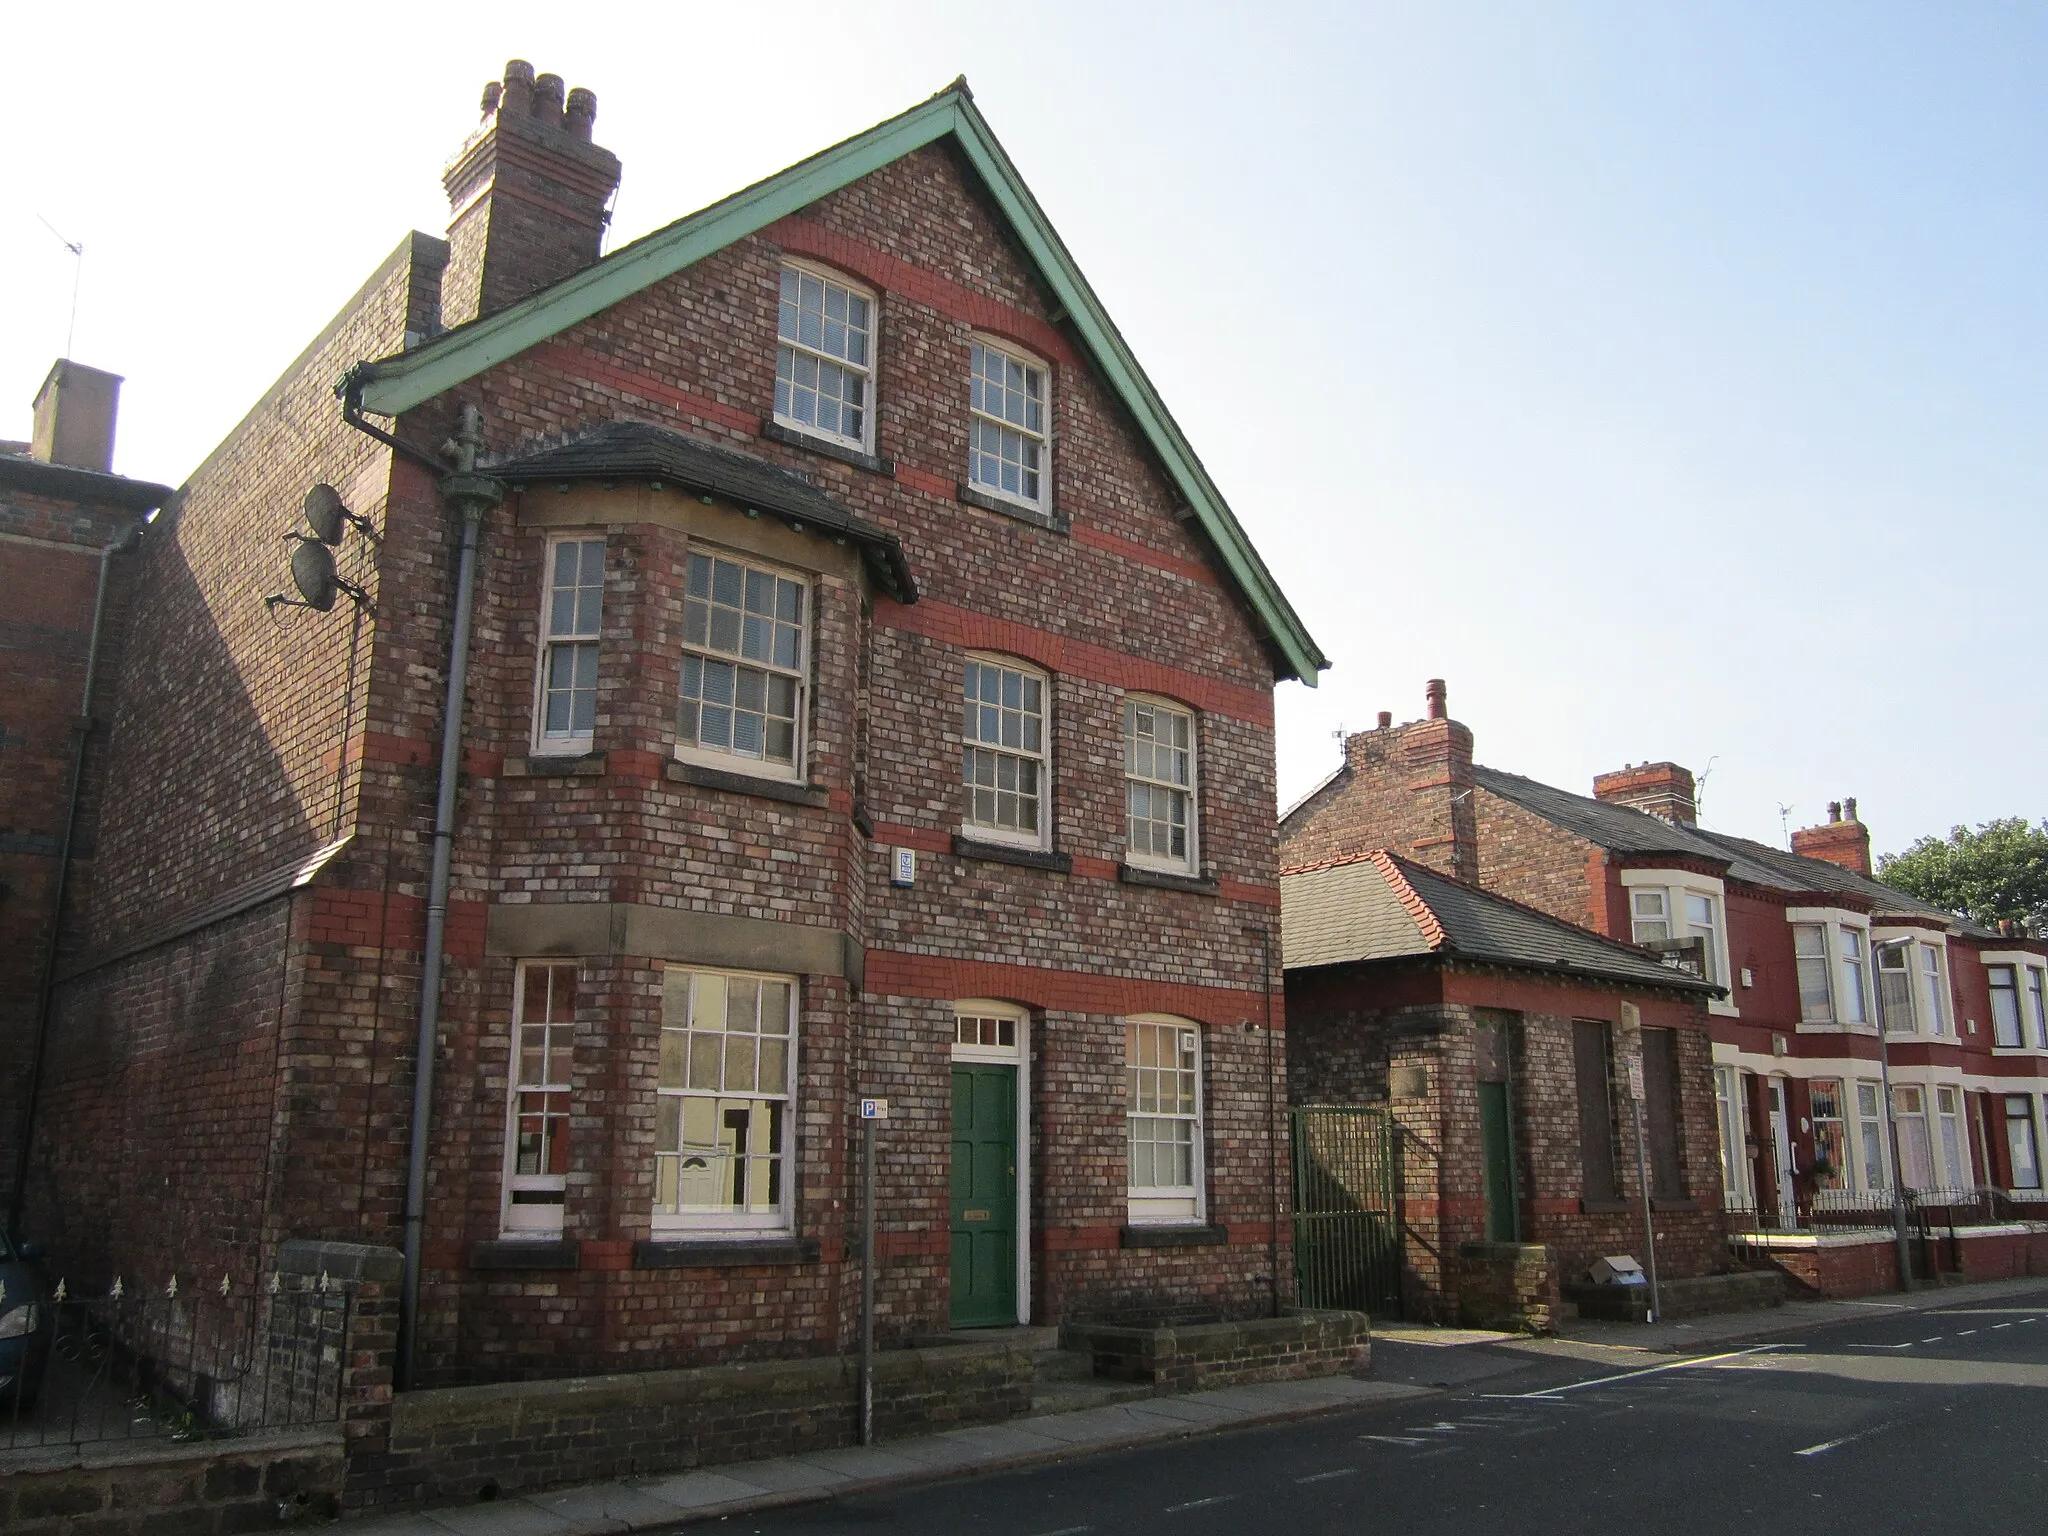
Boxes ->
[390,403,502,1388]
[8,519,144,1242]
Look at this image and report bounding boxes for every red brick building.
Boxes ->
[1282,850,1722,1324]
[19,66,1326,1392]
[1285,681,2048,1297]
[0,363,169,1234]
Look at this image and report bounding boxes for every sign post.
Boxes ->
[857,1097,888,1445]
[1625,1051,1664,1325]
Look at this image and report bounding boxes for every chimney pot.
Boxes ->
[31,360,123,472]
[532,72,566,126]
[565,87,597,140]
[1792,803,1873,878]
[1425,678,1447,720]
[500,59,535,116]
[480,79,503,115]
[1843,796,1859,823]
[1827,801,1841,823]
[1376,710,1393,730]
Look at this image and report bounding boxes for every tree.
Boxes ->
[1877,818,2048,935]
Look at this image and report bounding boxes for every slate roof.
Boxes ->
[1473,764,1977,932]
[0,452,173,512]
[1281,850,1718,995]
[485,421,917,603]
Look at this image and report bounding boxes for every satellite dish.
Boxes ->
[304,484,348,545]
[290,538,340,611]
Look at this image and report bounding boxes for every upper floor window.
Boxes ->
[534,536,603,754]
[1127,1016,1203,1224]
[1876,941,1915,1034]
[678,550,807,778]
[1794,924,1833,1022]
[1628,880,1725,989]
[502,962,576,1236]
[1124,698,1196,872]
[2028,965,2048,1049]
[968,340,1048,508]
[776,264,872,450]
[1631,891,1669,943]
[962,656,1048,847]
[1683,892,1721,985]
[1990,964,2025,1048]
[654,967,797,1235]
[1837,926,1869,1024]
[1921,945,1951,1036]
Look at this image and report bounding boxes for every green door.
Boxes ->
[1479,1080,1520,1242]
[950,1065,1017,1327]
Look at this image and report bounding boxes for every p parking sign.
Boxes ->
[859,1098,890,1121]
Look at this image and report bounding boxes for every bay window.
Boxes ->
[677,550,808,777]
[534,535,604,753]
[1990,965,2024,1048]
[502,962,576,1235]
[2004,1094,2041,1190]
[1794,924,1833,1022]
[654,967,797,1234]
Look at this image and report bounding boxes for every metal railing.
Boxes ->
[1,1268,357,1451]
[1725,1184,2044,1239]
[1292,1106,1403,1317]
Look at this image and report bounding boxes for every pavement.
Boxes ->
[340,1274,2048,1535]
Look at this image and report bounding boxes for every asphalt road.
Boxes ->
[730,1287,2048,1535]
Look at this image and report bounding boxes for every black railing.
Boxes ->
[1725,1184,2043,1239]
[1,1269,357,1450]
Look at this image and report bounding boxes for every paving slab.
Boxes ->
[701,1456,848,1492]
[340,1516,456,1536]
[521,1483,691,1532]
[422,1501,577,1536]
[632,1470,780,1511]
[933,1422,1069,1457]
[791,1444,933,1479]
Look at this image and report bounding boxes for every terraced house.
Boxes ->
[12,65,1329,1502]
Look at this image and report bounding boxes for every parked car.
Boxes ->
[0,1232,50,1412]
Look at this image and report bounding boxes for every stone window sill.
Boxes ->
[1580,1198,1634,1216]
[666,759,830,808]
[505,752,606,777]
[1651,1197,1700,1213]
[633,1237,821,1269]
[762,418,893,476]
[1118,863,1218,896]
[469,1239,579,1271]
[952,834,1073,874]
[1120,1223,1228,1249]
[959,482,1068,534]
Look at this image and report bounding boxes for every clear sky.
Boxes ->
[8,2,2041,861]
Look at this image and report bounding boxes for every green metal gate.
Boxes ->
[1292,1106,1403,1317]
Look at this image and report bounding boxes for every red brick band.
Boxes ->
[863,948,1281,1030]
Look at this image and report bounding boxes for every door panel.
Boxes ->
[1479,1080,1519,1242]
[950,1065,1017,1327]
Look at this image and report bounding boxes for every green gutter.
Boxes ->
[350,86,1326,682]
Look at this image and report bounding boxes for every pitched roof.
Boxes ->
[343,82,1325,683]
[484,420,916,602]
[1473,764,1974,930]
[0,452,172,513]
[1281,850,1718,994]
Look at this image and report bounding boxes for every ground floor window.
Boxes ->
[1127,1015,1203,1224]
[1573,1020,1619,1201]
[1893,1085,1934,1191]
[503,961,576,1236]
[654,967,797,1234]
[1714,1066,1750,1204]
[2005,1095,2042,1191]
[1808,1079,1847,1191]
[1853,1081,1889,1191]
[1640,1028,1685,1201]
[1935,1085,1970,1190]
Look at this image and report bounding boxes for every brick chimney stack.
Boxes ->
[1592,761,1698,826]
[1792,798,1873,877]
[439,59,623,331]
[30,361,123,472]
[1280,679,1478,883]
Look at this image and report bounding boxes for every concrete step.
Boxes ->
[1025,1376,1157,1417]
[1031,1347,1097,1383]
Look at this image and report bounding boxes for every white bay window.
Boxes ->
[654,967,797,1235]
[678,550,807,777]
[534,535,603,753]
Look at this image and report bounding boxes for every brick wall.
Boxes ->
[1471,786,1603,930]
[0,1431,343,1536]
[1280,711,1475,882]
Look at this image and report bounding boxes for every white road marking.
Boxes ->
[1028,1527,1094,1536]
[1918,1336,1945,1344]
[1959,1329,1978,1336]
[1794,1420,1897,1458]
[1497,1344,1789,1398]
[1296,1468,1357,1484]
[1164,1495,1237,1513]
[1994,1322,2013,1329]
[1362,1434,1433,1447]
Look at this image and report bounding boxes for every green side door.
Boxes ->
[950,1064,1017,1327]
[1479,1079,1520,1243]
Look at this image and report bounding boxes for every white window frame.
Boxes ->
[1793,922,1834,1023]
[2028,965,2048,1050]
[1807,1076,1848,1191]
[1621,871,1735,1014]
[1713,1065,1752,1206]
[501,961,576,1237]
[1921,943,1952,1037]
[1630,890,1670,944]
[675,544,810,782]
[951,999,1032,1325]
[1934,1083,1970,1190]
[1985,958,2029,1050]
[1788,909,1878,1029]
[1875,937,1915,1034]
[532,533,605,756]
[1838,925,1870,1025]
[774,261,875,452]
[2004,1093,2042,1190]
[1125,1014,1206,1226]
[652,965,799,1237]
[1892,1084,1934,1192]
[967,336,1051,512]
[1853,1079,1890,1191]
[1123,695,1198,874]
[960,653,1051,849]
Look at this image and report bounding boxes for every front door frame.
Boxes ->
[951,1000,1031,1325]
